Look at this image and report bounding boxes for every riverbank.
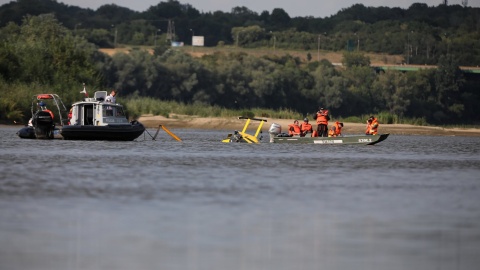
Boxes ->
[3,114,478,137]
[138,114,480,137]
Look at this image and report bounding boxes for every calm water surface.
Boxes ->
[1,126,479,270]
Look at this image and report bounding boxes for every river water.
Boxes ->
[1,126,479,270]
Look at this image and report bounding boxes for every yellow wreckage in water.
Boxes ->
[222,117,267,143]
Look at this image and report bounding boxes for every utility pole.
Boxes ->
[408,31,414,64]
[407,32,410,64]
[74,23,81,35]
[317,35,320,61]
[146,19,175,42]
[273,36,276,53]
[354,33,359,51]
[269,31,276,54]
[111,25,117,48]
[167,19,175,41]
[154,29,161,47]
[190,28,194,52]
[236,30,243,48]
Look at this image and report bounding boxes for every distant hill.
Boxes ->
[1,0,479,66]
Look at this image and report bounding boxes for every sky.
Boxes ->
[0,0,478,18]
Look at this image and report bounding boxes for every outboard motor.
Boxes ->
[32,111,55,139]
[268,123,282,143]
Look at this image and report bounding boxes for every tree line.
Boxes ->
[0,0,479,66]
[1,14,478,125]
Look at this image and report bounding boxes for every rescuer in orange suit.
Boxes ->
[313,107,330,137]
[365,116,379,135]
[288,120,302,136]
[328,121,344,137]
[300,118,313,137]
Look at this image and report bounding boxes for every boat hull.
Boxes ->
[61,122,145,141]
[272,133,389,145]
[17,126,36,139]
[17,126,62,139]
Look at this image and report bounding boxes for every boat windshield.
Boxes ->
[103,105,125,117]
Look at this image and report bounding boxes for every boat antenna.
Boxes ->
[80,83,89,97]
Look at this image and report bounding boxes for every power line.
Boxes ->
[145,19,175,41]
[167,19,175,41]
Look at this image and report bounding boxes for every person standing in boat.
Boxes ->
[328,121,344,137]
[105,90,117,103]
[365,116,379,135]
[313,107,330,137]
[300,118,313,137]
[288,120,302,136]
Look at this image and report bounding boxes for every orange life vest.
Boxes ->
[365,118,379,135]
[316,110,329,125]
[328,121,342,137]
[288,124,301,136]
[300,123,312,133]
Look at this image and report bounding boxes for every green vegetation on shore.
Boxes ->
[1,5,479,126]
[2,1,479,66]
[123,96,429,126]
[124,96,304,120]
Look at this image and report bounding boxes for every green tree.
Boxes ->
[0,14,100,103]
[342,51,371,67]
[404,69,437,120]
[231,25,265,47]
[85,29,113,48]
[342,66,377,115]
[434,54,465,119]
[372,70,411,116]
[307,60,346,113]
[270,8,291,29]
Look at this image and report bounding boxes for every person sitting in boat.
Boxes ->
[300,118,313,137]
[38,101,54,120]
[313,107,330,137]
[105,90,116,103]
[67,107,73,125]
[288,120,302,136]
[328,121,344,137]
[365,116,379,135]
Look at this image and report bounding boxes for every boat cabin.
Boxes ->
[69,91,129,126]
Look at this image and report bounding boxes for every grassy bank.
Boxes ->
[123,97,304,120]
[124,97,432,126]
[100,45,403,65]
